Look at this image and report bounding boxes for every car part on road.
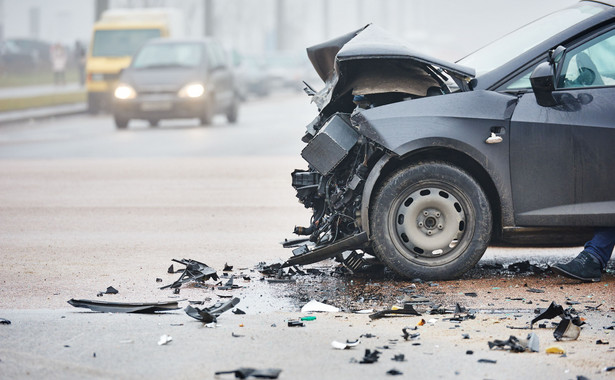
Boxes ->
[157,334,172,346]
[184,297,240,323]
[358,349,381,364]
[97,286,119,297]
[0,318,11,325]
[331,339,360,350]
[301,300,340,313]
[161,258,219,289]
[369,303,421,320]
[488,334,539,353]
[287,320,305,327]
[531,301,584,341]
[67,299,180,313]
[214,368,282,379]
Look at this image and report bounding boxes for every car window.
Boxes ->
[557,28,615,88]
[132,42,203,69]
[502,66,536,90]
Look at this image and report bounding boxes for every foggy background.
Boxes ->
[1,0,578,64]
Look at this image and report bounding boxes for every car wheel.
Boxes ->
[148,119,160,127]
[200,98,213,126]
[226,96,239,124]
[370,161,491,280]
[114,114,129,129]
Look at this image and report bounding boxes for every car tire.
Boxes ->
[369,161,491,280]
[200,98,213,126]
[226,96,239,124]
[114,114,129,129]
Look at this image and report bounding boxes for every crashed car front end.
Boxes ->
[286,25,475,269]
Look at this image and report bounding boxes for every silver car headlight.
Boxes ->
[178,82,205,98]
[114,84,137,100]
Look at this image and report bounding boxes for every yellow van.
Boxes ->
[86,8,183,113]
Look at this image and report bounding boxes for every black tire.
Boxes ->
[114,114,129,129]
[199,98,213,126]
[370,161,491,280]
[226,96,239,124]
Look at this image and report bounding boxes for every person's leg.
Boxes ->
[551,228,615,282]
[584,227,615,267]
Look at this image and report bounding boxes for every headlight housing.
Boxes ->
[178,83,205,98]
[114,84,136,100]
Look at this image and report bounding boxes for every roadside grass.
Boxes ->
[0,92,85,112]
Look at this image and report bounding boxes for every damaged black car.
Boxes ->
[287,0,615,280]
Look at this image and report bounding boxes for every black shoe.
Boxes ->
[551,251,602,282]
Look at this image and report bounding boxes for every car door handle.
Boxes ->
[485,132,503,144]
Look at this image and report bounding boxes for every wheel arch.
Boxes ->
[362,144,505,243]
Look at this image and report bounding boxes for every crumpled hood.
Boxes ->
[305,24,475,111]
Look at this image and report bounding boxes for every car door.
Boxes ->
[509,25,615,227]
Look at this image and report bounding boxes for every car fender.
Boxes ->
[355,90,518,235]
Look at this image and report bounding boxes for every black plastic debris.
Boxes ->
[508,260,546,274]
[223,263,234,271]
[215,368,282,379]
[233,308,246,315]
[218,276,241,290]
[532,301,584,341]
[67,299,179,313]
[466,350,474,355]
[386,369,403,376]
[464,292,478,297]
[287,320,305,327]
[96,286,119,297]
[167,264,175,273]
[369,303,421,320]
[0,318,11,325]
[359,349,381,364]
[488,336,526,353]
[161,259,219,289]
[401,327,419,341]
[184,297,240,323]
[596,339,610,345]
[526,288,545,293]
[232,332,244,338]
[478,359,497,364]
[391,354,406,362]
[156,278,163,283]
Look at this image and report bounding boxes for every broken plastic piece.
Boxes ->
[157,334,172,346]
[218,276,241,290]
[332,339,360,350]
[288,320,305,327]
[488,336,526,353]
[554,318,581,341]
[0,318,11,325]
[340,250,365,272]
[386,369,403,376]
[223,263,233,271]
[184,297,240,323]
[215,368,282,379]
[233,308,246,315]
[478,359,497,364]
[301,316,317,321]
[545,345,565,354]
[369,303,420,320]
[527,332,540,352]
[67,299,179,313]
[596,339,610,345]
[359,349,381,364]
[401,327,419,341]
[391,354,406,362]
[301,300,340,313]
[161,258,219,289]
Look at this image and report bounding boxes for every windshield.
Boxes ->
[131,42,203,69]
[92,29,161,57]
[458,2,608,76]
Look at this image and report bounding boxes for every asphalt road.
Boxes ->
[1,93,613,379]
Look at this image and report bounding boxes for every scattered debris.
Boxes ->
[369,303,421,320]
[0,318,11,325]
[401,327,419,341]
[332,339,360,350]
[526,288,545,293]
[96,286,119,297]
[301,300,340,313]
[184,297,240,323]
[218,276,241,290]
[488,336,526,353]
[67,299,180,313]
[301,316,317,321]
[287,320,305,327]
[161,258,219,290]
[464,292,478,297]
[156,278,163,283]
[386,369,403,376]
[215,368,282,379]
[231,332,244,338]
[233,308,246,315]
[167,264,175,273]
[157,334,172,346]
[508,260,546,274]
[223,263,234,271]
[391,354,406,362]
[596,340,610,345]
[359,349,381,364]
[545,346,565,354]
[531,301,584,341]
[478,359,497,364]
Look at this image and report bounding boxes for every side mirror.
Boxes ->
[530,61,558,107]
